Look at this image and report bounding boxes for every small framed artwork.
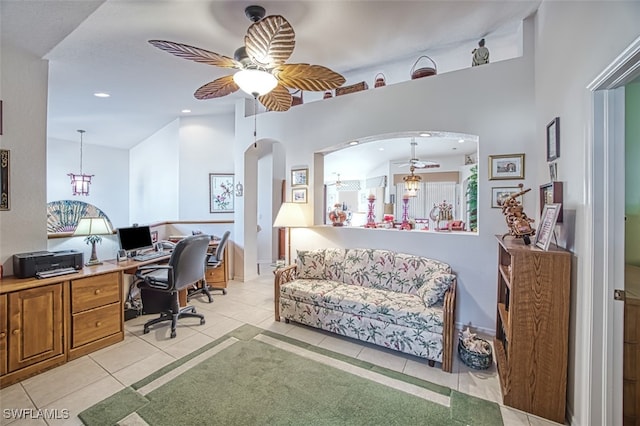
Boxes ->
[547,117,560,161]
[489,153,525,180]
[291,168,308,186]
[209,173,235,213]
[539,181,563,222]
[491,187,521,208]
[548,162,558,182]
[535,203,562,251]
[292,188,307,203]
[0,149,9,210]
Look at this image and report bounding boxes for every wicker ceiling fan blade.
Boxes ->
[258,84,292,112]
[245,15,295,68]
[194,75,239,100]
[149,40,240,69]
[274,64,346,91]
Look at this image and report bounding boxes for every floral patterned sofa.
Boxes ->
[274,248,457,372]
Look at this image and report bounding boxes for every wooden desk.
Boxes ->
[0,263,124,388]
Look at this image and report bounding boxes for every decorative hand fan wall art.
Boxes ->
[393,139,440,169]
[149,5,345,112]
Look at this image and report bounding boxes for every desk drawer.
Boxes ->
[71,272,120,313]
[72,303,121,348]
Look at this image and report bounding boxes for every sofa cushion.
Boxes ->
[280,279,342,305]
[296,249,326,279]
[318,284,444,333]
[391,253,453,295]
[342,248,396,288]
[417,272,456,306]
[324,248,346,281]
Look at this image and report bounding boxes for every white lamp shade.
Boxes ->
[73,217,113,236]
[273,202,310,228]
[233,69,278,96]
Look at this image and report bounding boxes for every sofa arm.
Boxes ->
[274,264,297,321]
[441,278,457,373]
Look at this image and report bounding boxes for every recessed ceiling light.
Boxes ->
[93,92,110,98]
[348,141,359,146]
[378,147,385,151]
[181,109,191,113]
[420,132,431,137]
[458,139,465,143]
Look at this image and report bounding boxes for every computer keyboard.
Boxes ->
[133,251,168,262]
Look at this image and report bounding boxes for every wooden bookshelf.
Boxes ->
[494,236,571,424]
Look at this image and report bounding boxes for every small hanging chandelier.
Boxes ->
[68,129,94,196]
[403,165,421,197]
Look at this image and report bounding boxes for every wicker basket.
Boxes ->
[457,337,492,370]
[410,55,437,79]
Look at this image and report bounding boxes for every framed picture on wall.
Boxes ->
[292,188,307,203]
[491,186,521,208]
[291,168,308,186]
[546,117,560,162]
[209,173,234,213]
[488,153,525,180]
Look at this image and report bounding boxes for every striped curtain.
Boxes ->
[395,182,459,220]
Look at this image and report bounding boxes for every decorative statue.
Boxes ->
[328,203,347,227]
[429,200,453,231]
[472,38,490,67]
[501,188,535,244]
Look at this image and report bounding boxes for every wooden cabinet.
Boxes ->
[2,284,66,385]
[0,268,124,387]
[0,294,6,376]
[494,236,571,424]
[204,244,228,291]
[68,272,123,360]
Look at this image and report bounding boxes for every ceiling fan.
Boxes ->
[393,139,440,169]
[148,5,346,112]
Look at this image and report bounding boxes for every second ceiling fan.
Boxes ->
[149,5,346,112]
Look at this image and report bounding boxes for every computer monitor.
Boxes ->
[117,225,153,254]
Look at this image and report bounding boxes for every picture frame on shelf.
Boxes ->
[488,153,525,180]
[491,186,521,208]
[535,203,562,251]
[546,117,560,162]
[539,182,563,222]
[292,188,307,203]
[548,162,558,182]
[209,173,235,213]
[291,168,308,186]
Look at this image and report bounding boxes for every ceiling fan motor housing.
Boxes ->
[245,5,266,22]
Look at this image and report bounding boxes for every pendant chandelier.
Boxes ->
[68,129,94,196]
[403,165,421,197]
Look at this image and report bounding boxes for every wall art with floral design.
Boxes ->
[209,173,234,213]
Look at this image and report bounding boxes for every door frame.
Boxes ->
[587,35,640,426]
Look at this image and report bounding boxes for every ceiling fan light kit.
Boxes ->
[148,5,345,112]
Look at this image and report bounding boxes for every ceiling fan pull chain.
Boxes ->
[253,97,258,148]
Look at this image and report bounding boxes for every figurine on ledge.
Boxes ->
[329,203,347,227]
[501,187,536,244]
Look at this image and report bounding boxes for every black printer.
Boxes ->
[13,250,84,278]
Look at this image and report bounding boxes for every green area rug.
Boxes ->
[79,325,502,426]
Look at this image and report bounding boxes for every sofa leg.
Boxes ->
[284,318,290,324]
[428,360,435,367]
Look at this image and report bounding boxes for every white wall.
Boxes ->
[236,21,537,334]
[0,43,49,275]
[533,2,640,424]
[129,120,180,225]
[178,113,235,220]
[47,137,129,228]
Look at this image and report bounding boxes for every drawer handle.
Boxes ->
[95,321,102,327]
[0,332,6,338]
[12,329,19,335]
[94,289,101,295]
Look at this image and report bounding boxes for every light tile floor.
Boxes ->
[0,273,564,426]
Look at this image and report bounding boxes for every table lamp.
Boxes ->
[273,202,309,265]
[73,216,113,265]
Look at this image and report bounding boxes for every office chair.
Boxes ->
[135,234,210,338]
[188,231,230,303]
